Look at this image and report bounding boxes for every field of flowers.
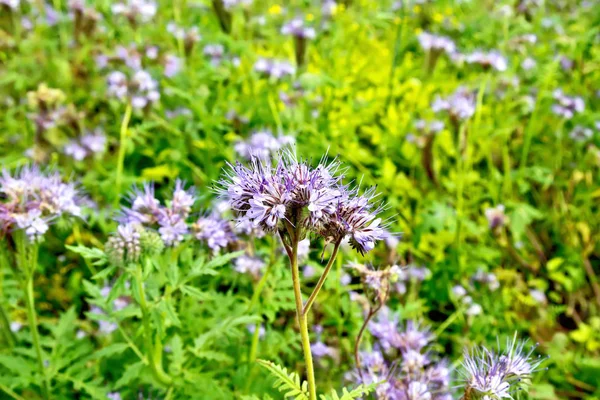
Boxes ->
[1,0,600,399]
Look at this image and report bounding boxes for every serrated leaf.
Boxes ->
[114,361,145,388]
[66,245,107,266]
[257,359,309,400]
[92,343,130,359]
[180,285,210,301]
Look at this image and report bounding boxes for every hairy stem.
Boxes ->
[134,264,173,387]
[289,231,317,400]
[17,239,50,399]
[303,241,341,315]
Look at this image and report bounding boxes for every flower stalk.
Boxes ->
[15,233,50,399]
[133,261,173,387]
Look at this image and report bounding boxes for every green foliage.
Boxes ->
[257,359,309,400]
[319,383,379,400]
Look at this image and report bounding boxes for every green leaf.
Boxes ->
[180,285,210,301]
[114,361,145,388]
[319,383,379,400]
[66,245,107,266]
[92,343,130,359]
[257,359,309,400]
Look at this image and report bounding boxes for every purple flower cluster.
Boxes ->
[552,89,585,119]
[220,154,387,255]
[192,214,237,252]
[461,335,544,400]
[254,58,296,80]
[432,87,476,122]
[234,254,265,279]
[63,129,107,161]
[418,32,456,54]
[111,0,157,24]
[281,18,316,39]
[465,50,508,71]
[107,70,160,109]
[0,166,85,242]
[234,130,295,160]
[350,311,451,400]
[120,180,195,246]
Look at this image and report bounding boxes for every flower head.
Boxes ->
[432,87,476,121]
[281,18,316,39]
[461,334,545,400]
[0,166,85,242]
[192,214,237,252]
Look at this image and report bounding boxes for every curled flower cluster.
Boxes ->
[461,335,545,400]
[234,130,295,160]
[465,50,508,71]
[63,129,107,161]
[0,166,85,242]
[432,87,476,122]
[281,18,316,39]
[117,180,235,251]
[551,89,585,119]
[418,32,456,54]
[347,262,401,302]
[219,154,387,255]
[107,70,160,109]
[350,311,451,400]
[254,58,296,80]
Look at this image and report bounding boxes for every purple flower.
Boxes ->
[552,89,585,119]
[485,204,506,230]
[105,223,142,265]
[418,32,456,54]
[0,166,85,242]
[234,255,265,278]
[254,58,296,79]
[164,54,182,78]
[311,341,334,358]
[192,214,236,252]
[461,335,544,400]
[281,18,316,39]
[432,87,476,121]
[465,50,508,71]
[64,141,88,161]
[234,130,295,160]
[111,0,157,23]
[157,213,188,246]
[219,153,387,255]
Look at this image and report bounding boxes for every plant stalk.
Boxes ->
[134,264,173,387]
[115,103,132,207]
[289,231,317,400]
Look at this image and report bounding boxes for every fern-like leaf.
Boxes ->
[320,383,379,400]
[257,359,309,400]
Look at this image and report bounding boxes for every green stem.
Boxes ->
[0,303,15,347]
[134,264,173,387]
[24,266,50,398]
[248,322,261,363]
[0,383,25,400]
[114,103,132,207]
[289,234,317,400]
[0,247,16,347]
[302,241,341,315]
